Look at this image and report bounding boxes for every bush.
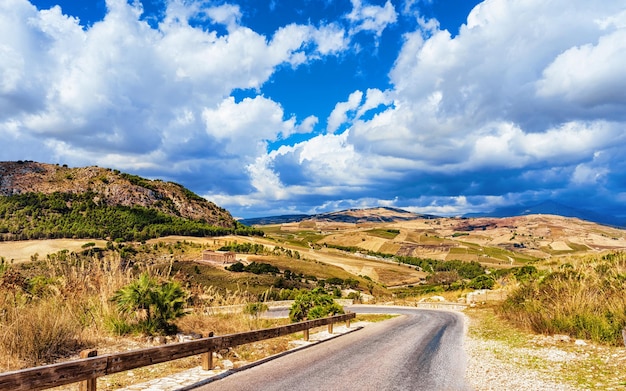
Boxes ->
[289,288,344,322]
[111,274,188,335]
[243,302,268,319]
[226,262,245,272]
[469,275,495,289]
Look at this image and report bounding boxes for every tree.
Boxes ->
[112,274,158,325]
[428,271,460,289]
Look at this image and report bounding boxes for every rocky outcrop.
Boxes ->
[0,160,236,228]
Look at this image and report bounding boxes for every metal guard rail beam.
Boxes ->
[0,312,355,391]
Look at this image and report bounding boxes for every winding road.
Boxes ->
[193,306,470,391]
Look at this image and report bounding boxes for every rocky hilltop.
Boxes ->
[0,160,236,228]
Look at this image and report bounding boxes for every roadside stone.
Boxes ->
[177,332,203,342]
[554,334,571,343]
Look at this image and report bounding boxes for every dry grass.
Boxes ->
[500,251,626,345]
[0,239,108,263]
[0,252,134,369]
[0,246,259,371]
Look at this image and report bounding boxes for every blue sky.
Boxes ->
[2,0,626,222]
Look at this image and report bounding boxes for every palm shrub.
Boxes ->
[111,274,188,335]
[289,288,344,322]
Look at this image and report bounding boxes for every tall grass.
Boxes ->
[0,297,85,367]
[499,251,626,345]
[0,246,257,370]
[0,252,134,368]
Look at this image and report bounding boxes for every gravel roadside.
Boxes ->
[462,308,626,391]
[464,333,581,391]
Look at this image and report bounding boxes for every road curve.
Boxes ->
[193,305,470,391]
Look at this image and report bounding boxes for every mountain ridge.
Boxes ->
[240,206,437,226]
[463,200,623,228]
[242,202,622,228]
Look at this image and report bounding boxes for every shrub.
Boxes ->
[243,302,268,319]
[469,274,495,290]
[111,274,188,335]
[289,288,344,322]
[226,261,245,272]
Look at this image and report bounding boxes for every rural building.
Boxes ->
[201,250,236,264]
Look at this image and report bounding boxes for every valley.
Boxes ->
[1,163,626,390]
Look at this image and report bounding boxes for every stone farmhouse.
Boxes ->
[201,250,236,264]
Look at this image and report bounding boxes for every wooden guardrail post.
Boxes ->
[346,313,351,328]
[201,332,214,371]
[303,328,309,341]
[327,319,333,334]
[201,352,213,371]
[78,349,98,391]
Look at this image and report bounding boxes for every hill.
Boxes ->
[240,207,436,226]
[261,211,626,266]
[464,200,623,228]
[0,161,261,241]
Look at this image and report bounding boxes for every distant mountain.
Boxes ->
[464,200,624,227]
[0,161,260,241]
[240,207,437,226]
[238,214,311,226]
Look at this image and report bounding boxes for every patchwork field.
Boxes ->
[257,212,626,271]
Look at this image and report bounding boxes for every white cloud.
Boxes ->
[311,23,349,55]
[246,154,290,200]
[571,163,608,186]
[356,88,393,117]
[327,90,363,133]
[0,0,346,177]
[346,0,397,37]
[206,3,241,30]
[202,96,300,157]
[537,29,626,106]
[326,88,393,134]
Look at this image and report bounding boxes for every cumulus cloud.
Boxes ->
[0,0,348,191]
[2,0,626,220]
[238,0,626,217]
[346,0,397,37]
[537,28,626,107]
[327,90,363,134]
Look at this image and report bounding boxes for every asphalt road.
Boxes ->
[193,305,471,391]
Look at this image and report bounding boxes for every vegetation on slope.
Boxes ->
[0,161,264,242]
[0,191,263,241]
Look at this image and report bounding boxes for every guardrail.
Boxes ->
[0,313,355,391]
[204,299,354,314]
[413,302,468,311]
